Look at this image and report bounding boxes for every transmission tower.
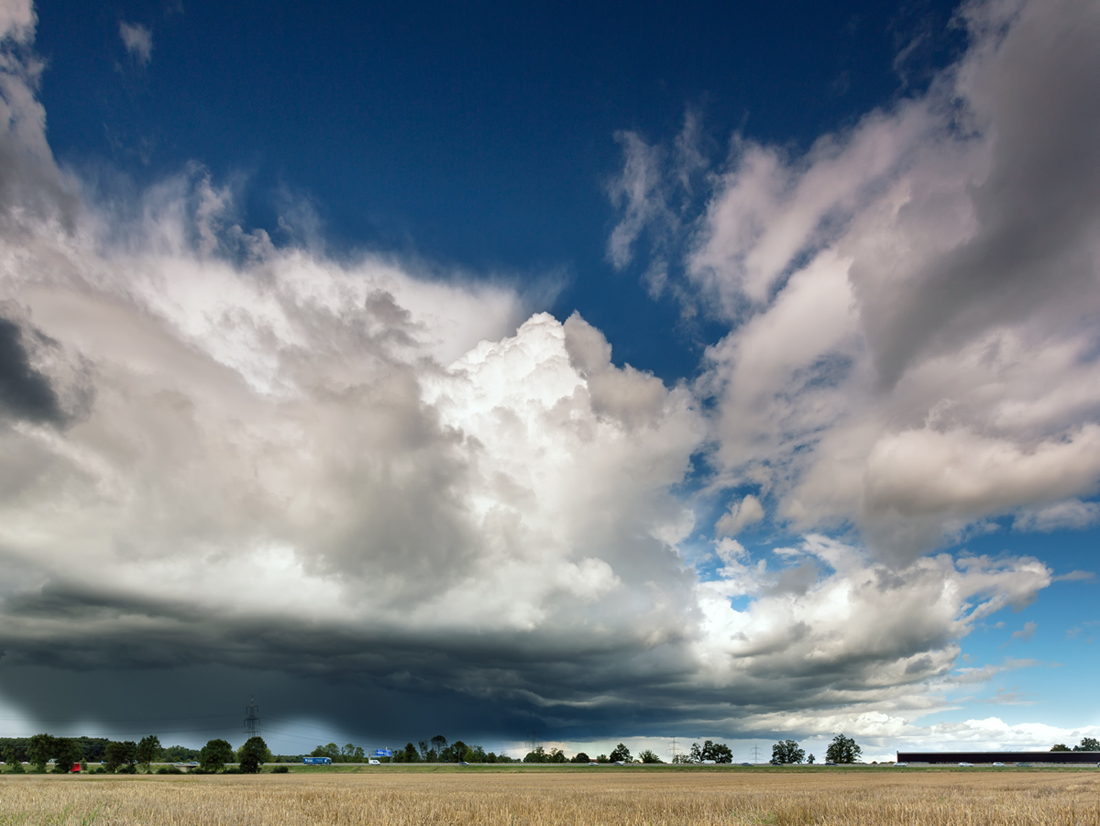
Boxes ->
[244,695,260,739]
[750,743,762,764]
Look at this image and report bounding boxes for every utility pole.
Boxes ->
[750,743,762,765]
[244,695,260,739]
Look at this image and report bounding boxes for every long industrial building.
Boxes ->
[897,751,1100,765]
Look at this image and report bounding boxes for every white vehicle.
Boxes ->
[958,762,974,767]
[992,762,1005,767]
[368,759,380,765]
[894,762,908,767]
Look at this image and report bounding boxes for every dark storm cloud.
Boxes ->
[0,315,64,424]
[0,533,1049,744]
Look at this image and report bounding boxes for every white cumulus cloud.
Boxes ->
[119,22,152,66]
[611,0,1100,562]
[0,0,1083,747]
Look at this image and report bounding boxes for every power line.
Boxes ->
[243,696,260,739]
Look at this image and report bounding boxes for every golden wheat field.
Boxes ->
[1,768,1099,826]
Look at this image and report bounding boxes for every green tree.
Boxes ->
[523,746,548,763]
[27,733,57,772]
[3,744,24,773]
[825,734,861,764]
[104,740,137,772]
[72,737,110,763]
[638,749,662,764]
[136,735,162,771]
[1051,744,1071,752]
[549,748,567,764]
[428,735,447,762]
[199,738,235,772]
[53,738,82,773]
[702,741,733,763]
[689,740,734,763]
[162,745,200,762]
[340,743,365,762]
[807,753,816,764]
[571,751,591,763]
[443,740,469,763]
[313,743,341,761]
[771,740,805,765]
[1073,738,1100,751]
[396,742,419,763]
[238,736,271,773]
[609,743,632,763]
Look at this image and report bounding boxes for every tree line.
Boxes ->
[1051,738,1100,752]
[767,735,1100,765]
[336,738,672,765]
[314,735,848,766]
[10,730,1091,773]
[0,733,277,774]
[351,735,520,764]
[767,734,861,765]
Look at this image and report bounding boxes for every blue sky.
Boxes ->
[33,0,963,380]
[0,0,1096,762]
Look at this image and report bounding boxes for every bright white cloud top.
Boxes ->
[0,0,1097,755]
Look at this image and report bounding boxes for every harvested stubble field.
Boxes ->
[1,768,1099,826]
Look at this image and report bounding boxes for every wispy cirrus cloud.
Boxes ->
[118,21,152,66]
[1010,621,1037,643]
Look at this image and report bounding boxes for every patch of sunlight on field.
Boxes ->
[1,769,1099,825]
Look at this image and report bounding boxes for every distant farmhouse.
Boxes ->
[897,751,1100,765]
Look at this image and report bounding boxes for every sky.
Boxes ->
[0,0,1097,763]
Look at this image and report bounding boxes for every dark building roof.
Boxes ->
[897,751,1100,764]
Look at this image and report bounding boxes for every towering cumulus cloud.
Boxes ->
[0,0,709,734]
[0,0,1088,748]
